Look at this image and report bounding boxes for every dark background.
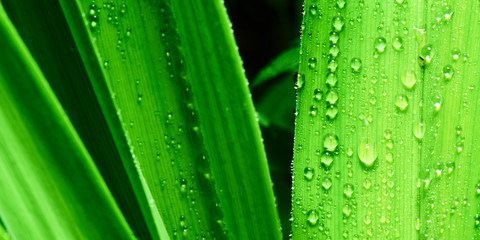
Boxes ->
[225,0,302,236]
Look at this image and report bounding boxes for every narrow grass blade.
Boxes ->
[0,1,153,238]
[0,5,133,239]
[292,0,480,239]
[0,223,9,240]
[57,0,283,238]
[252,46,300,88]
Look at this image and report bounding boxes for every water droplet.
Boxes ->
[401,71,417,89]
[363,179,372,189]
[333,16,344,32]
[309,5,318,16]
[350,58,362,73]
[395,0,404,3]
[321,152,334,169]
[313,89,323,101]
[392,37,403,51]
[420,44,433,65]
[326,73,337,87]
[326,90,339,104]
[343,204,352,217]
[309,105,318,117]
[120,3,127,15]
[329,44,340,57]
[395,95,409,111]
[329,31,339,44]
[306,210,319,226]
[475,182,480,196]
[374,37,387,53]
[304,167,314,181]
[336,0,346,9]
[103,60,109,69]
[323,134,339,152]
[413,122,426,139]
[443,64,454,80]
[296,73,305,90]
[308,57,317,69]
[326,105,338,119]
[327,59,338,72]
[452,49,460,61]
[322,177,332,190]
[343,184,354,198]
[358,138,377,167]
[433,93,443,112]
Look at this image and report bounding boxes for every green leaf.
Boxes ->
[57,0,282,238]
[293,0,480,239]
[0,0,155,238]
[0,4,133,239]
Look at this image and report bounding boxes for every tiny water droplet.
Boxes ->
[395,95,409,111]
[350,58,362,73]
[358,138,377,167]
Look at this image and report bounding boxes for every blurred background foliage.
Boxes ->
[225,0,302,236]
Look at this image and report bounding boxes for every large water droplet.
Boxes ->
[420,44,433,66]
[333,16,344,32]
[326,105,338,119]
[322,177,332,190]
[343,184,354,198]
[433,93,443,112]
[401,71,417,89]
[326,73,337,87]
[309,5,318,16]
[296,73,305,90]
[350,58,362,72]
[395,95,409,111]
[443,65,454,80]
[374,37,387,53]
[358,138,377,167]
[313,89,323,102]
[321,152,334,169]
[308,57,317,69]
[392,37,403,51]
[337,0,346,9]
[413,122,426,139]
[309,105,318,117]
[326,90,339,104]
[323,134,339,152]
[304,167,314,181]
[306,210,319,226]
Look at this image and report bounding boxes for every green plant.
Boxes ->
[1,0,479,239]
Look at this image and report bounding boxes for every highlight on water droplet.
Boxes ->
[358,137,377,167]
[401,71,417,89]
[394,95,409,111]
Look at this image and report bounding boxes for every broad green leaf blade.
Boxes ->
[170,1,282,238]
[60,0,282,238]
[0,223,9,240]
[293,0,480,239]
[0,5,133,239]
[0,1,153,238]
